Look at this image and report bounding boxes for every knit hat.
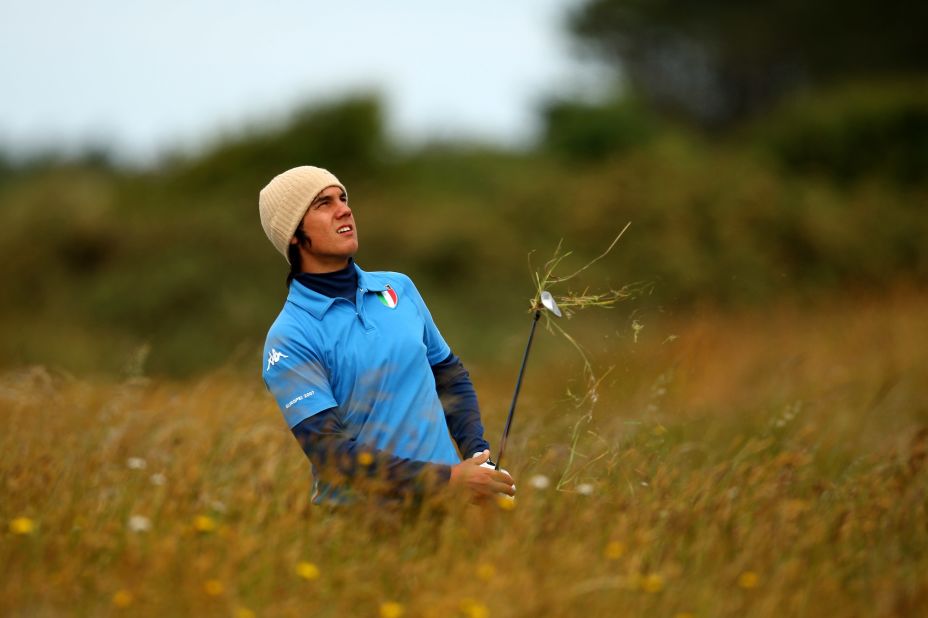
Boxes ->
[258,166,347,260]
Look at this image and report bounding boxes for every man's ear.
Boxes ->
[291,234,311,248]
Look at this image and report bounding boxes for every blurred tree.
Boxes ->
[0,151,10,184]
[751,81,928,185]
[569,0,928,126]
[166,95,387,196]
[540,95,661,161]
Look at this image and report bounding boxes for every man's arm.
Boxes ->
[432,351,490,459]
[292,408,450,500]
[292,408,514,501]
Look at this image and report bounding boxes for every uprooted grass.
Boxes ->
[526,225,639,490]
[2,288,927,617]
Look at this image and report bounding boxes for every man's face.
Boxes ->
[291,185,358,272]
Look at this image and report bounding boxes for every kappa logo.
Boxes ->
[266,348,289,370]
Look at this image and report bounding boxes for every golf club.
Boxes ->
[495,290,562,471]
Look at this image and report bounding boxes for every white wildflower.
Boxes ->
[149,473,166,486]
[528,474,551,490]
[576,483,594,496]
[127,457,147,470]
[128,515,151,533]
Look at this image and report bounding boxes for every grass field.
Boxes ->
[2,288,927,617]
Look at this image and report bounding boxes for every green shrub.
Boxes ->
[0,94,924,375]
[541,95,661,161]
[750,79,928,185]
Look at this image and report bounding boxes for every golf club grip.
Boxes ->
[496,310,541,471]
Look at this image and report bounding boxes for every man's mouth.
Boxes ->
[336,225,353,235]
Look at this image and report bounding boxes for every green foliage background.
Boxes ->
[0,81,926,376]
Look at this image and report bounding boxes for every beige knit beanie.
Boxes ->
[258,166,346,260]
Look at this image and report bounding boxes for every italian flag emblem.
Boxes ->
[378,285,398,308]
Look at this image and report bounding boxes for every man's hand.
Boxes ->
[449,450,516,501]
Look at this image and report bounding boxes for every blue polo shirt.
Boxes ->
[262,263,461,470]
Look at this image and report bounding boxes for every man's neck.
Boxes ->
[300,256,351,274]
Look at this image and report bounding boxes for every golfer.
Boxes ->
[259,166,516,506]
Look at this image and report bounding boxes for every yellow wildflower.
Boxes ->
[193,515,216,533]
[296,561,321,580]
[496,495,516,511]
[460,598,489,618]
[604,541,625,560]
[204,579,224,596]
[234,608,256,618]
[738,571,759,589]
[357,452,374,466]
[641,573,664,593]
[112,590,133,608]
[380,601,404,618]
[10,517,35,535]
[476,563,496,582]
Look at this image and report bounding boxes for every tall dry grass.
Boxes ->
[2,288,927,617]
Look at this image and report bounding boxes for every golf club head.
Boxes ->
[540,290,562,317]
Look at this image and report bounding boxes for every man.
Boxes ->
[259,165,515,506]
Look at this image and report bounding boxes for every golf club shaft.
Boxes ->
[495,310,541,471]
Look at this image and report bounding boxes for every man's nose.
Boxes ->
[335,202,352,217]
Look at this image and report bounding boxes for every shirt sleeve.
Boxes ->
[292,408,452,501]
[432,351,490,458]
[263,333,339,428]
[401,275,451,365]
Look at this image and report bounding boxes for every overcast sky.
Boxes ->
[1,0,611,163]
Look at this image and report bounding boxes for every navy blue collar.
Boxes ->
[294,259,358,302]
[287,261,389,320]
